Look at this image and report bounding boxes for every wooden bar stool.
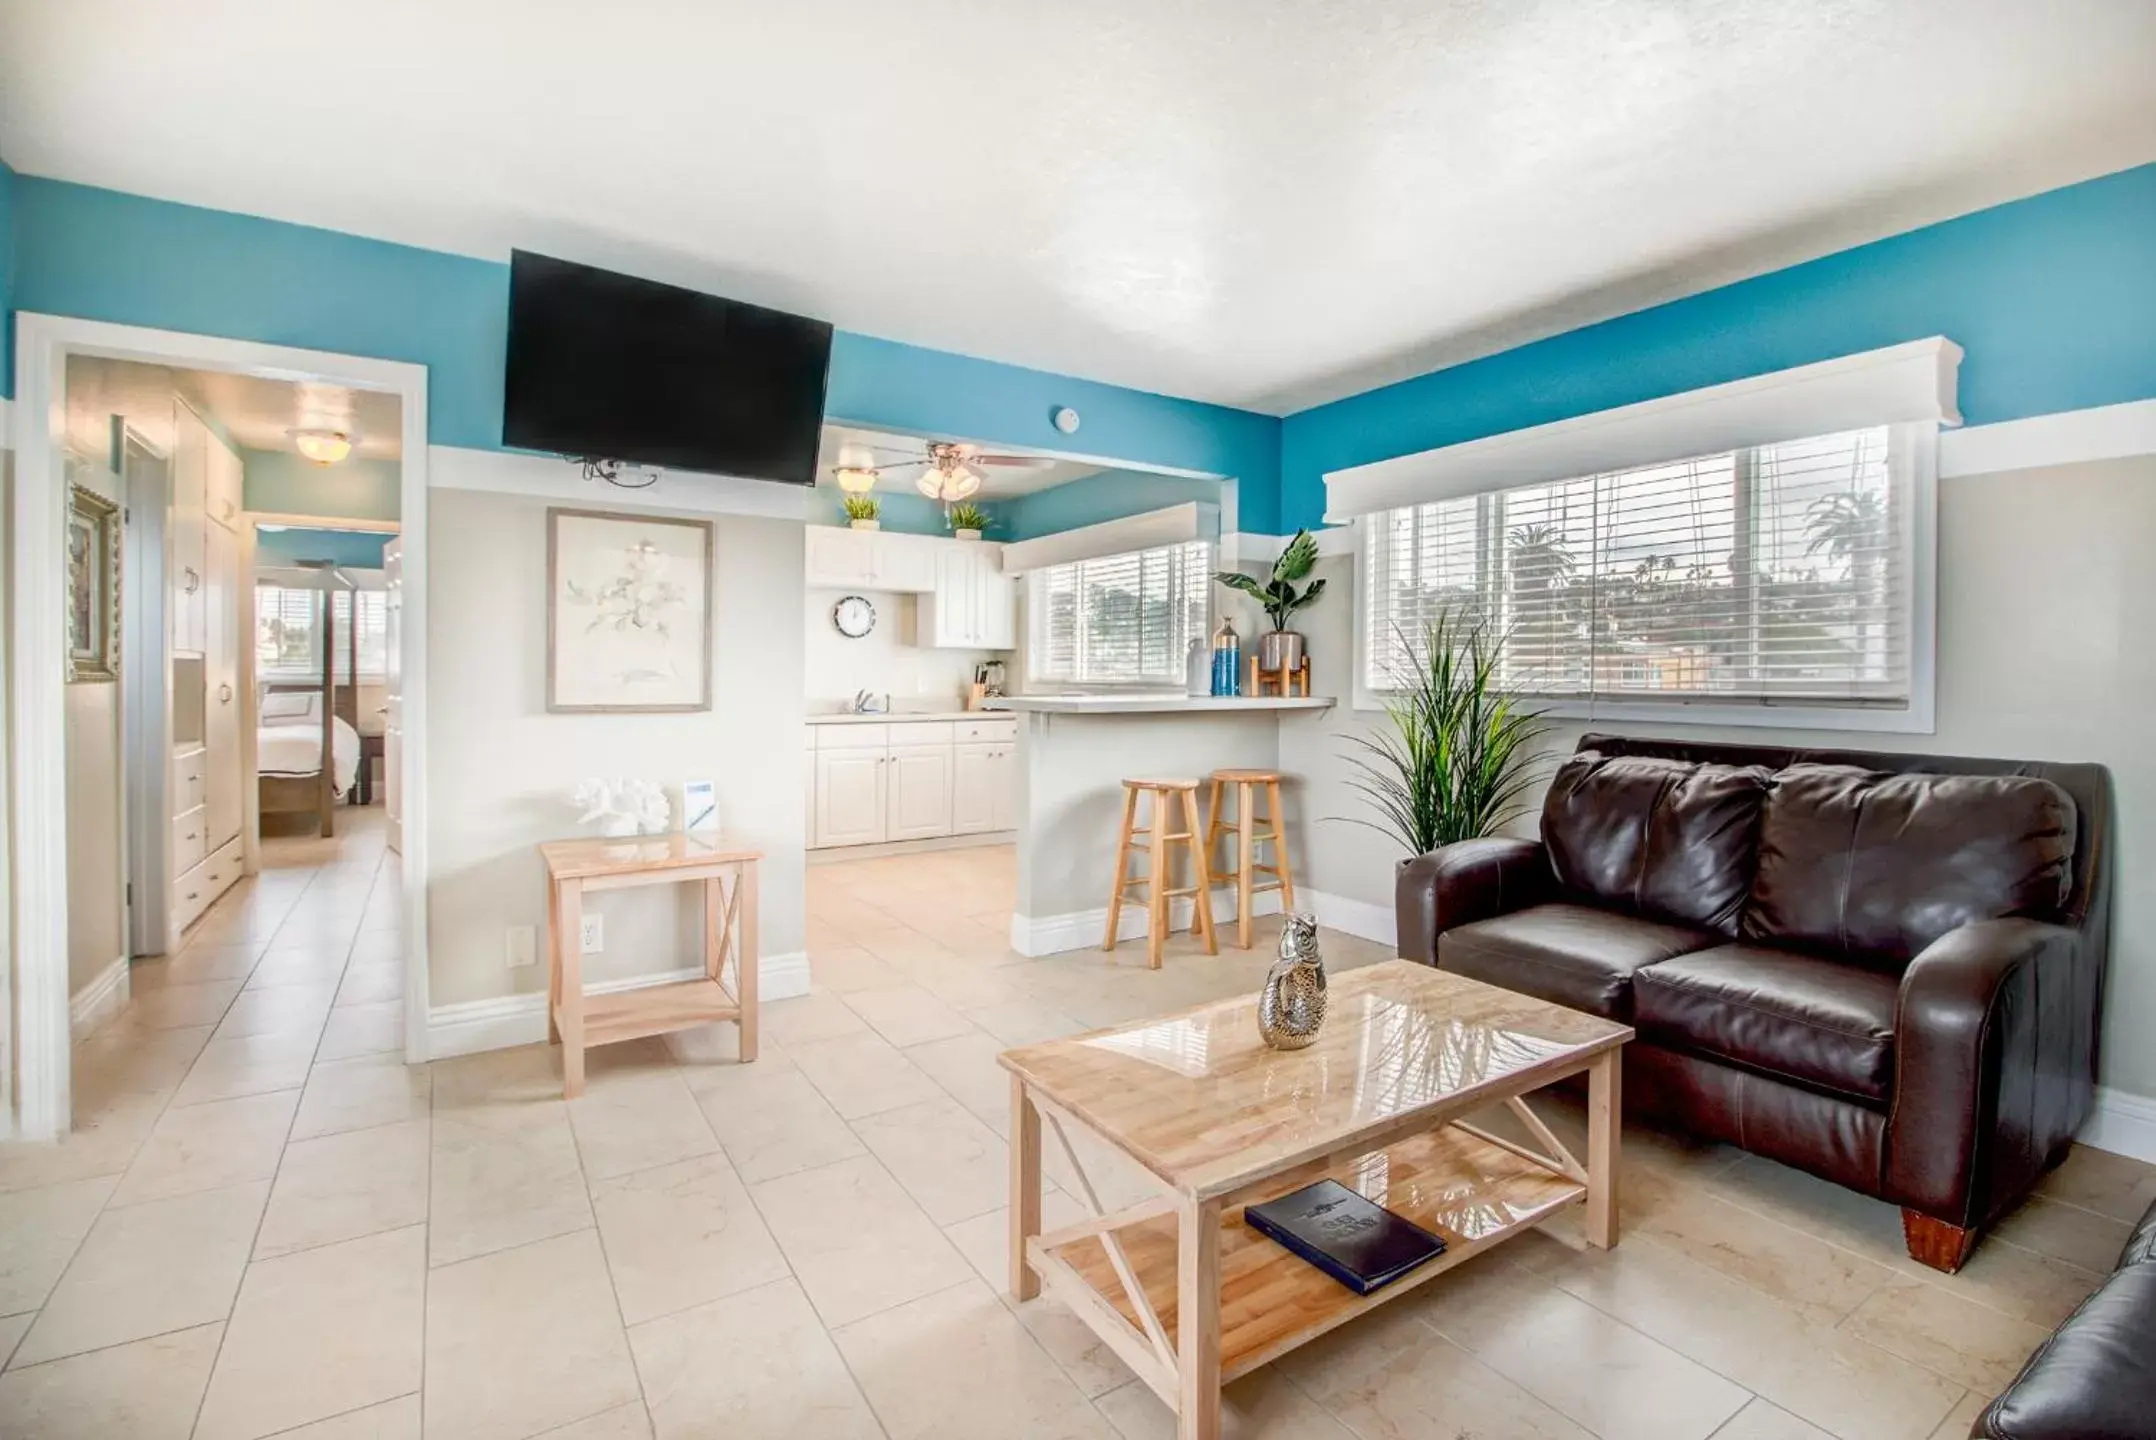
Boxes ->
[1205,768,1297,949]
[1103,778,1218,968]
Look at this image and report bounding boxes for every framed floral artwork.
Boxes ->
[67,482,122,684]
[546,507,713,712]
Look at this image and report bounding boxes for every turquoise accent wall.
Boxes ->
[7,177,1280,522]
[1002,469,1226,542]
[802,485,950,537]
[1,155,15,394]
[1279,162,2156,532]
[256,525,392,567]
[242,447,401,522]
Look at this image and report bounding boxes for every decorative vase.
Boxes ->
[849,519,881,531]
[1257,629,1305,675]
[954,528,983,542]
[1257,914,1327,1050]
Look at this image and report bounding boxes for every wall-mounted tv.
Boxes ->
[502,251,834,485]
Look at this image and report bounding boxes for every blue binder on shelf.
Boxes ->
[1243,1179,1448,1296]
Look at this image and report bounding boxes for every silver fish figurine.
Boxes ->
[1257,914,1327,1050]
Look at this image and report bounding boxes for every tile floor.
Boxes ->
[1,827,2149,1438]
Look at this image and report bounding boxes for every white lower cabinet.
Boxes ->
[809,719,1016,849]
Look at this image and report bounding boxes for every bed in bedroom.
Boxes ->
[258,562,360,837]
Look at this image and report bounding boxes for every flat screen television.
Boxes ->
[502,250,834,485]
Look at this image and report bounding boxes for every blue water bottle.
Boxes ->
[1210,618,1241,697]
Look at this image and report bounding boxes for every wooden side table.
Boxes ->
[538,832,761,1099]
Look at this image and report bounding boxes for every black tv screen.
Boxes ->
[502,251,833,484]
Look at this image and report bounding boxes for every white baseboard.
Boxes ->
[1303,888,1397,949]
[425,951,810,1060]
[70,956,131,1039]
[1011,891,1285,958]
[2080,1085,2156,1164]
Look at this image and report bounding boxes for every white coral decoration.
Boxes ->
[573,778,672,837]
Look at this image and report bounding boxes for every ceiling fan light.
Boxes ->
[834,466,878,494]
[292,429,354,466]
[915,469,944,500]
[951,469,981,500]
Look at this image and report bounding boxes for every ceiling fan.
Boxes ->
[831,440,1052,502]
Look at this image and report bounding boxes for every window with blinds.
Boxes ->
[1027,540,1212,687]
[1361,425,1917,711]
[256,584,389,679]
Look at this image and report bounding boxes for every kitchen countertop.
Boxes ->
[804,710,1012,724]
[984,695,1335,715]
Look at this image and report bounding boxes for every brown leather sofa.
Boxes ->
[1395,733,2111,1272]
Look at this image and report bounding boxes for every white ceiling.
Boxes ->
[816,425,1102,500]
[6,2,2153,414]
[64,357,402,463]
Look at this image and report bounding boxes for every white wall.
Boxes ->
[1279,453,2156,1101]
[63,456,124,998]
[426,487,806,1009]
[802,585,1001,713]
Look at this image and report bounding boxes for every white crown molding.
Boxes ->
[2082,1085,2156,1165]
[425,952,809,1059]
[1939,397,2156,478]
[1000,501,1216,575]
[1220,527,1355,567]
[428,444,811,521]
[68,956,131,1040]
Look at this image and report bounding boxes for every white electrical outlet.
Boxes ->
[580,913,604,955]
[505,925,536,969]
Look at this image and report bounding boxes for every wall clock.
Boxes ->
[832,594,876,638]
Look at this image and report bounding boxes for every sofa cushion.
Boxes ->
[2120,1199,2156,1269]
[1976,1261,2156,1440]
[1743,764,2077,967]
[1438,903,1717,1020]
[1542,752,1773,934]
[1633,944,1899,1105]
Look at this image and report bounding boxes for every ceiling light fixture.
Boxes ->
[917,462,980,502]
[834,466,879,494]
[291,429,355,466]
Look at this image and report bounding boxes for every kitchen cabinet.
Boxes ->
[813,747,887,848]
[808,717,1017,848]
[170,402,209,655]
[886,744,955,840]
[920,544,1016,650]
[803,527,946,594]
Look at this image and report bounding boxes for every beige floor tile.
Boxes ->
[1414,1252,1750,1440]
[807,944,905,994]
[2037,1143,2156,1224]
[1096,1371,1363,1440]
[1631,1186,1898,1325]
[787,1030,944,1119]
[170,1030,322,1107]
[941,1196,1087,1292]
[904,1029,1018,1135]
[1840,1280,2052,1393]
[569,1069,719,1181]
[194,1224,426,1440]
[316,1001,405,1062]
[0,1092,164,1194]
[271,1393,420,1437]
[431,1043,571,1121]
[758,992,871,1046]
[750,1154,974,1327]
[132,943,262,989]
[336,960,403,1008]
[256,1119,430,1259]
[1709,1400,1837,1440]
[347,931,403,967]
[429,1108,593,1267]
[76,1022,217,1101]
[962,997,1087,1046]
[241,946,350,991]
[539,1401,654,1437]
[211,982,337,1043]
[0,1175,115,1315]
[833,1278,1113,1440]
[15,1180,268,1366]
[851,1095,1012,1225]
[0,1321,223,1439]
[290,1054,432,1140]
[109,1089,297,1207]
[1912,1233,2105,1329]
[629,1277,883,1440]
[592,1152,789,1325]
[1922,1391,1991,1440]
[1989,1194,2135,1272]
[425,1229,641,1440]
[127,979,244,1030]
[695,1066,864,1183]
[840,984,978,1047]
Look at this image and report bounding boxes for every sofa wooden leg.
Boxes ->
[1902,1209,1977,1273]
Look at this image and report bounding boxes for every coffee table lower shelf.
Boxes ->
[1025,1123,1586,1398]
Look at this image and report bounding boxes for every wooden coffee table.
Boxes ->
[1000,959,1631,1440]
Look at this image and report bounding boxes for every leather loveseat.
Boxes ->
[1395,733,2111,1272]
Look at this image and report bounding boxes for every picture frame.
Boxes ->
[67,482,122,684]
[547,507,714,713]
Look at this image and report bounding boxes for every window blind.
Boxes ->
[1362,425,1913,709]
[1027,540,1211,686]
[255,584,389,679]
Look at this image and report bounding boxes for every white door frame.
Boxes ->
[10,313,433,1141]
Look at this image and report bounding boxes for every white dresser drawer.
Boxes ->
[175,755,207,814]
[172,805,209,871]
[956,718,1016,744]
[887,721,956,746]
[172,837,244,937]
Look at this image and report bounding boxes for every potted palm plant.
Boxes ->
[947,501,989,541]
[1342,607,1545,857]
[1213,529,1326,675]
[843,494,881,531]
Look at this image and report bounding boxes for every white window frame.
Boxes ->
[1351,424,1937,733]
[1024,539,1215,692]
[255,577,391,684]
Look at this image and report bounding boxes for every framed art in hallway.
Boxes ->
[546,507,714,712]
[66,480,122,684]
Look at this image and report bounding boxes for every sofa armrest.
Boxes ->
[1394,837,1549,965]
[1976,1262,2156,1439]
[1887,917,2087,1226]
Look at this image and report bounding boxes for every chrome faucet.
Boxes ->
[850,690,890,715]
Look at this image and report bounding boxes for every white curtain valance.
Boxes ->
[1323,337,1963,522]
[998,501,1218,574]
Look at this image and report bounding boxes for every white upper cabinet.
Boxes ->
[875,532,940,593]
[206,433,243,529]
[920,542,1015,650]
[805,526,880,589]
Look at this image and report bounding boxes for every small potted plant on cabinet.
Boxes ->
[1214,528,1325,676]
[843,494,881,531]
[947,501,990,541]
